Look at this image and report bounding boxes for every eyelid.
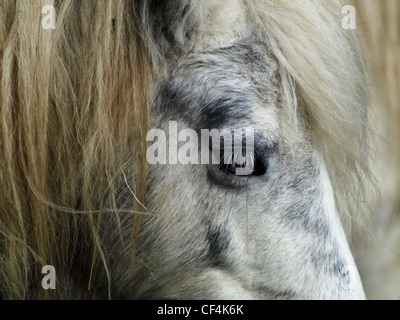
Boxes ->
[219,149,267,176]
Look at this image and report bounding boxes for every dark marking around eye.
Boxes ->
[200,96,252,129]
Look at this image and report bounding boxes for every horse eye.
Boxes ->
[219,150,267,176]
[250,154,267,176]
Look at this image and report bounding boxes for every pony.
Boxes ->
[0,0,398,299]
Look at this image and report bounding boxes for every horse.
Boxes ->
[0,0,398,300]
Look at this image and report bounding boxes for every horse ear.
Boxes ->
[140,0,204,57]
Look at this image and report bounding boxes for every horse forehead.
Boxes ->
[174,42,279,93]
[156,41,281,132]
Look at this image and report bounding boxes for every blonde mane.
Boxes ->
[0,1,150,299]
[0,0,397,299]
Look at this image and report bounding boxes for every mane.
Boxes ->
[0,1,150,298]
[243,0,376,234]
[353,0,400,214]
[0,0,393,299]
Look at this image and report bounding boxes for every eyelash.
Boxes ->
[218,148,267,176]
